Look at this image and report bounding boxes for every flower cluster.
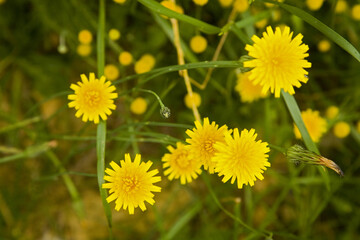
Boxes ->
[162,118,271,189]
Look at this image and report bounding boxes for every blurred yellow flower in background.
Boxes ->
[244,26,311,98]
[68,73,118,124]
[160,0,184,18]
[130,97,147,115]
[333,121,350,138]
[119,51,133,66]
[318,39,331,52]
[351,4,360,20]
[113,0,126,4]
[357,121,360,133]
[233,0,249,13]
[306,0,324,11]
[108,28,121,41]
[190,35,208,54]
[213,128,270,189]
[162,142,202,184]
[186,118,228,174]
[104,64,119,81]
[326,106,339,119]
[134,54,156,74]
[294,109,327,143]
[193,0,208,6]
[335,0,347,13]
[184,92,201,109]
[76,44,92,57]
[218,0,233,8]
[235,72,268,103]
[102,154,161,214]
[78,30,93,44]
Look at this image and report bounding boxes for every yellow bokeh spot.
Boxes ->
[119,51,133,66]
[0,0,6,4]
[218,0,233,8]
[184,92,201,109]
[265,0,284,8]
[134,54,156,74]
[318,40,331,52]
[333,121,350,138]
[326,106,339,119]
[130,97,147,115]
[272,9,281,22]
[77,44,92,57]
[357,120,360,133]
[233,0,249,13]
[306,0,324,11]
[193,0,208,6]
[351,4,360,20]
[104,64,120,81]
[255,18,268,29]
[113,0,126,4]
[335,0,347,13]
[190,35,207,54]
[109,29,121,41]
[78,30,93,44]
[160,0,184,19]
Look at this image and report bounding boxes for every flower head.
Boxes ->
[103,154,161,214]
[160,0,184,19]
[318,40,331,52]
[184,92,201,109]
[352,4,360,20]
[335,0,347,13]
[306,0,324,11]
[333,121,350,138]
[244,26,311,98]
[162,142,202,184]
[186,118,228,173]
[130,97,148,115]
[77,44,92,57]
[235,72,268,103]
[218,0,233,8]
[213,128,270,189]
[294,109,327,143]
[233,0,249,13]
[193,0,208,6]
[326,106,339,119]
[104,64,120,81]
[114,0,126,4]
[78,30,93,44]
[68,73,118,124]
[134,54,156,74]
[190,35,207,54]
[119,51,133,66]
[109,29,121,41]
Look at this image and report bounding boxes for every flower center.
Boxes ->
[85,90,101,107]
[123,175,139,193]
[175,153,190,169]
[203,139,215,153]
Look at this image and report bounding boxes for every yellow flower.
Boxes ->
[162,142,202,184]
[233,0,249,13]
[351,4,360,20]
[255,18,268,29]
[294,109,327,143]
[134,54,156,74]
[76,44,92,57]
[185,118,228,174]
[318,39,331,52]
[78,30,93,44]
[235,72,268,103]
[103,154,161,214]
[193,0,208,6]
[109,29,121,41]
[119,51,133,66]
[104,64,120,81]
[335,0,347,13]
[326,106,339,119]
[265,0,284,8]
[68,73,118,124]
[190,35,207,54]
[160,0,184,19]
[333,121,350,138]
[306,0,324,11]
[114,0,126,4]
[213,128,270,189]
[357,120,360,133]
[184,92,201,109]
[0,0,6,4]
[130,97,147,115]
[218,0,233,8]
[244,26,311,98]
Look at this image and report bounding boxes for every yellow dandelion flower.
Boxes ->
[185,118,228,174]
[190,35,208,54]
[77,44,92,57]
[213,128,270,189]
[130,97,147,115]
[294,109,327,143]
[218,0,233,8]
[306,0,324,11]
[68,73,118,124]
[235,72,268,103]
[184,92,201,109]
[244,26,311,98]
[233,0,249,13]
[114,0,126,4]
[333,121,350,138]
[162,142,202,184]
[193,0,208,6]
[351,4,360,20]
[109,29,121,41]
[102,154,161,214]
[326,106,339,119]
[335,0,347,13]
[78,30,93,44]
[357,121,360,133]
[104,64,120,81]
[119,51,133,66]
[134,54,156,74]
[318,39,331,52]
[160,0,184,19]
